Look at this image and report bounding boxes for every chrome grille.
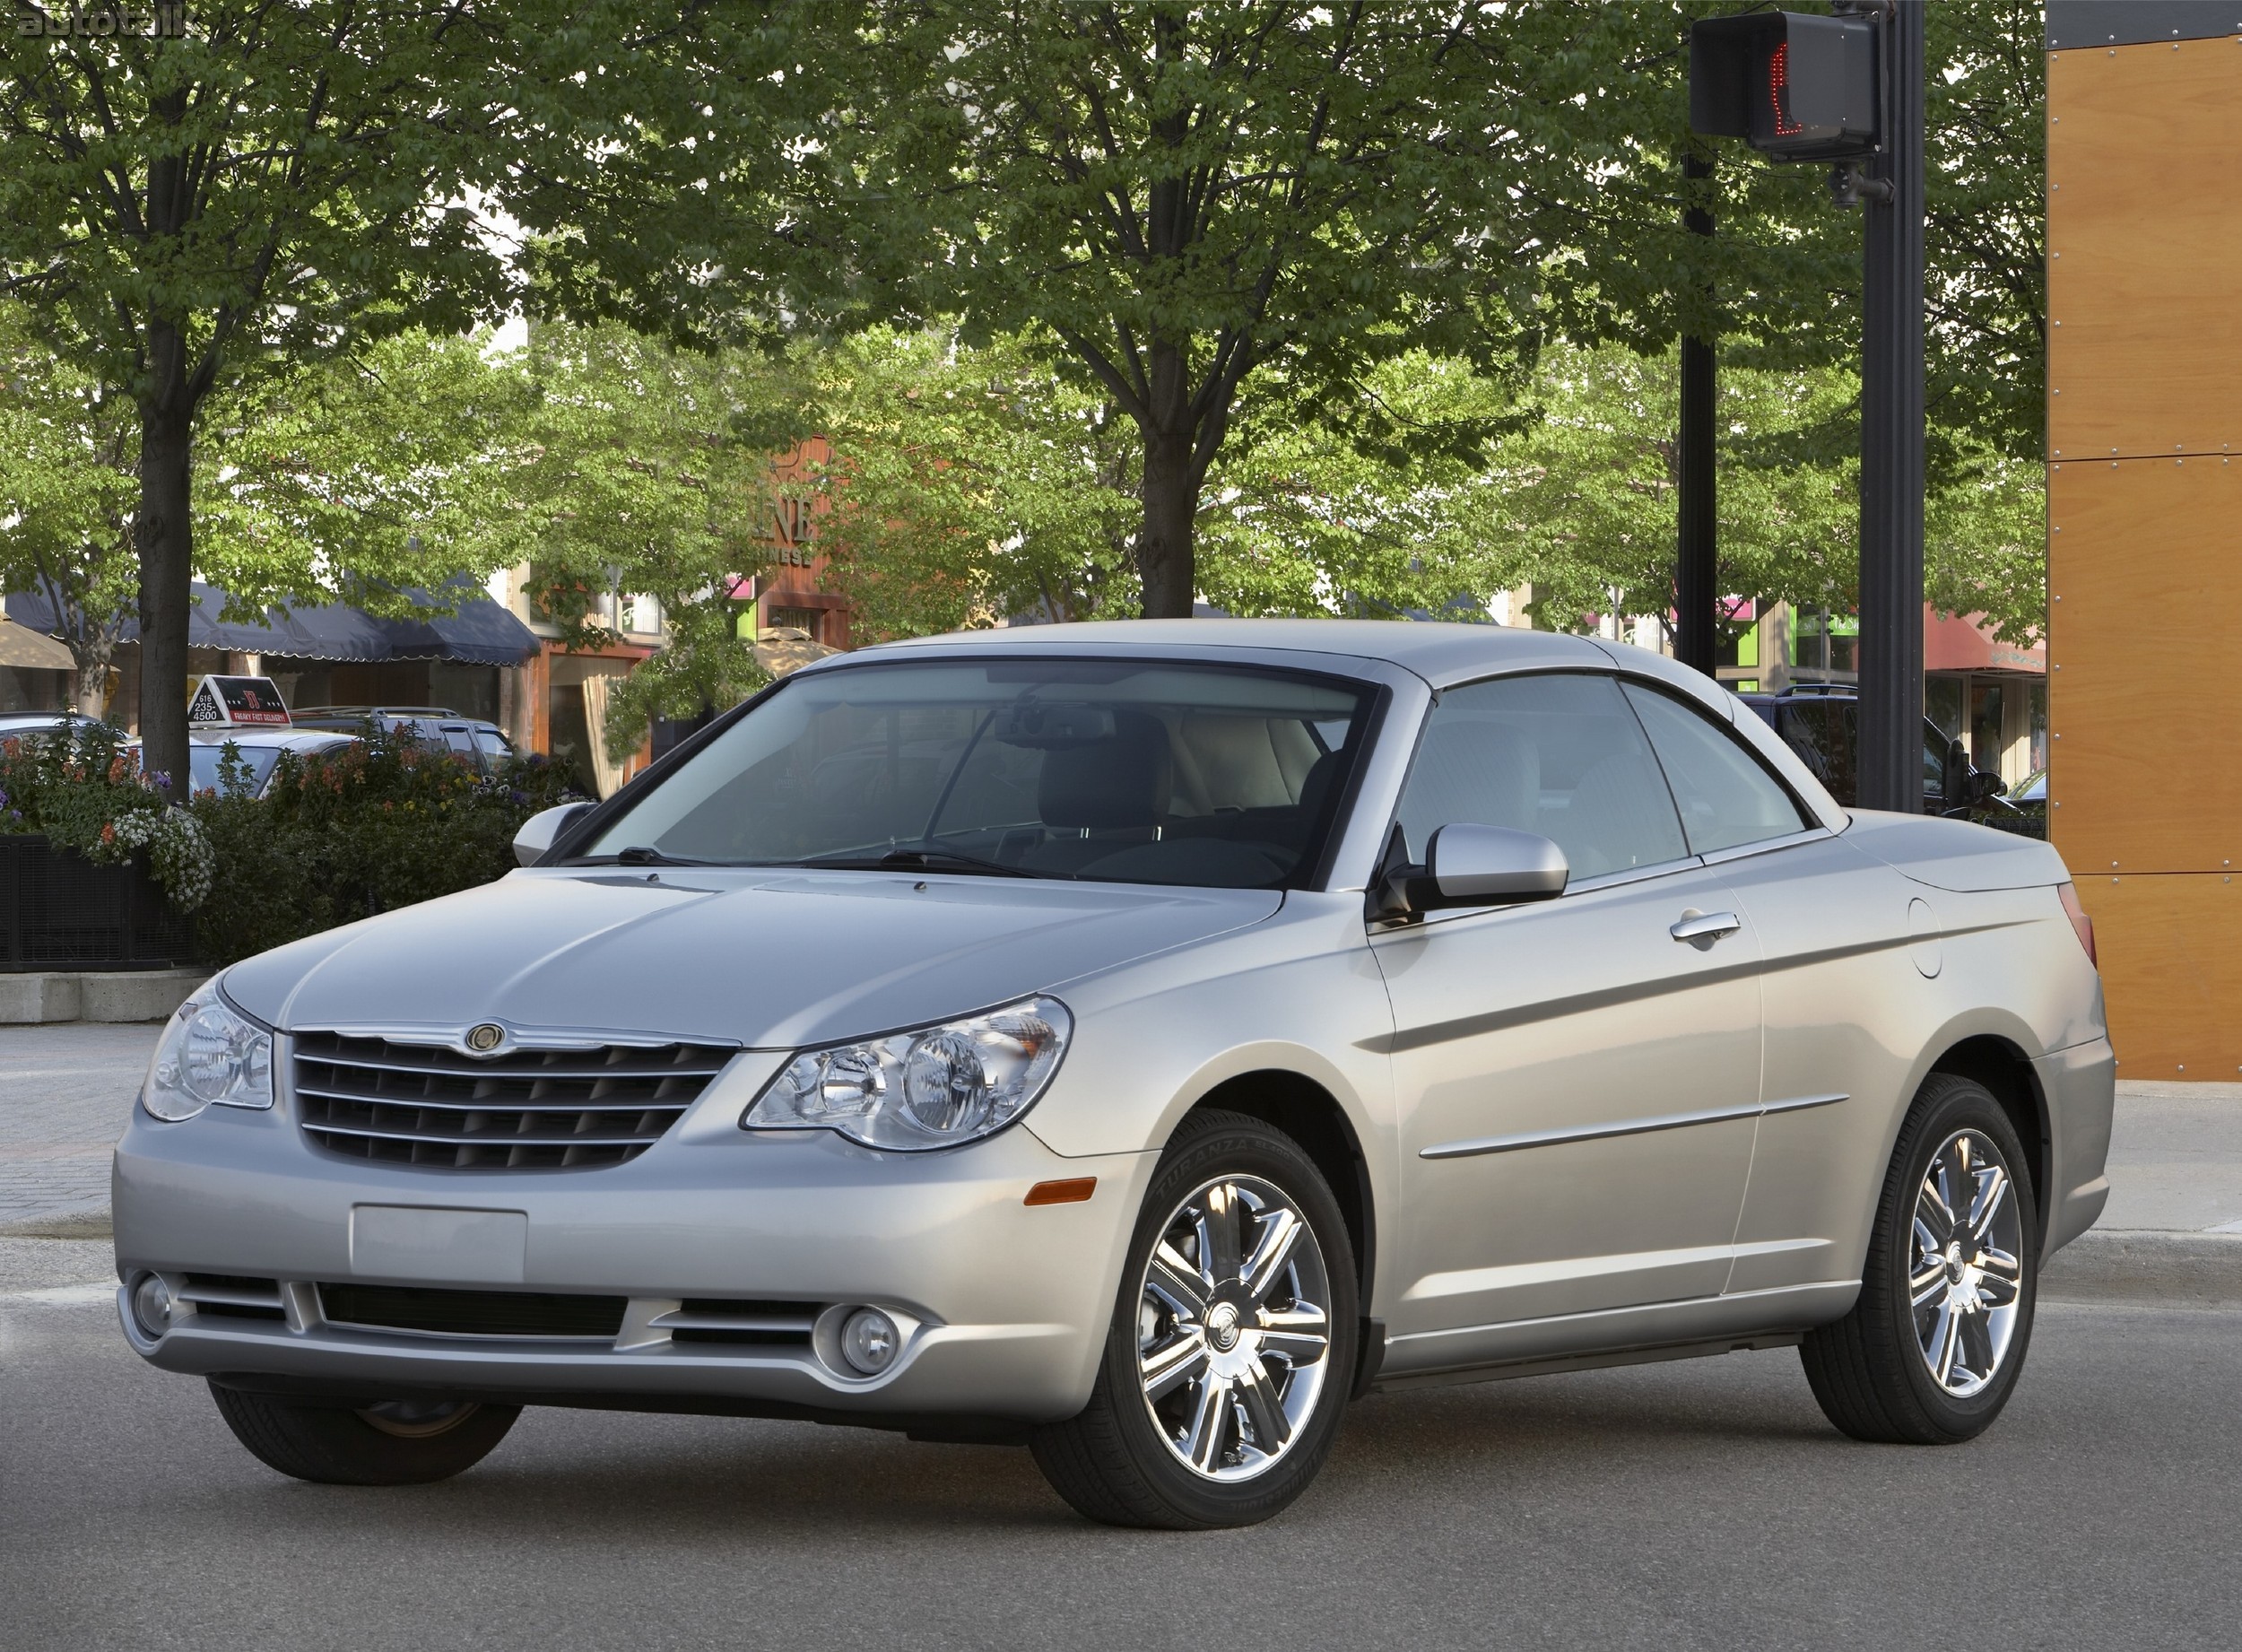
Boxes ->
[292,1031,734,1170]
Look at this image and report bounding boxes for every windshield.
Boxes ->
[188,743,283,797]
[578,657,1375,888]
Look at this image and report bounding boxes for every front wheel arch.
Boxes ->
[1179,1072,1377,1392]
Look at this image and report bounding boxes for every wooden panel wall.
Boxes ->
[2048,36,2242,1079]
[2047,39,2242,459]
[2046,457,2242,874]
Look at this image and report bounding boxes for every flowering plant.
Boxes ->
[0,723,214,909]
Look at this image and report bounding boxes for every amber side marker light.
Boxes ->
[2057,882,2097,967]
[1024,1178,1096,1207]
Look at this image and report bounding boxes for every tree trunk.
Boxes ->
[1136,430,1200,618]
[137,387,195,802]
[73,650,113,721]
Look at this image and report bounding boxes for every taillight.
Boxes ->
[2056,883,2097,968]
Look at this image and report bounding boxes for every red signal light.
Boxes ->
[1768,41,1803,137]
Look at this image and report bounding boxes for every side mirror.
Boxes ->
[514,801,592,866]
[1965,769,2007,807]
[1372,822,1569,920]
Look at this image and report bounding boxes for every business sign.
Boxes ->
[187,674,291,728]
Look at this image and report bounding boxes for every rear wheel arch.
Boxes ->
[1928,1034,2051,1245]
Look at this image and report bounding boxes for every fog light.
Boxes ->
[839,1307,900,1376]
[131,1274,172,1338]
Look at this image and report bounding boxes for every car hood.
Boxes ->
[222,868,1283,1048]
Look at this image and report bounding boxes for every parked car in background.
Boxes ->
[115,621,2110,1529]
[291,706,516,776]
[1737,686,2032,830]
[0,710,105,743]
[188,730,360,799]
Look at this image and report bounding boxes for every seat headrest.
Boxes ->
[1038,710,1172,830]
[1408,718,1541,835]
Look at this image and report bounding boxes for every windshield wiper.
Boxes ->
[802,847,1045,880]
[576,846,711,867]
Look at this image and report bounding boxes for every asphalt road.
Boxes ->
[4,1267,2237,1652]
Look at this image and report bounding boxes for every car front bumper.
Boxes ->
[112,1054,1154,1427]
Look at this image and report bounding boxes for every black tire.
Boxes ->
[1801,1073,2040,1444]
[209,1382,520,1485]
[1031,1109,1359,1529]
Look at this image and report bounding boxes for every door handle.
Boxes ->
[1670,909,1742,944]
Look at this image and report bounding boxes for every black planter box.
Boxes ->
[0,835,193,971]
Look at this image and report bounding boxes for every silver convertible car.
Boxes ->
[114,622,2113,1528]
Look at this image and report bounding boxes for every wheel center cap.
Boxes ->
[1206,1302,1242,1352]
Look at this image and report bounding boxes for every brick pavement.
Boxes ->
[0,1023,161,1235]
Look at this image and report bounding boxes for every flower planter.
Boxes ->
[0,834,194,972]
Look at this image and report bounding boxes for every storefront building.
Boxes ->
[1713,599,2046,786]
[3,579,540,734]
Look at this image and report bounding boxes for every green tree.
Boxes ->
[1,1,537,795]
[804,329,1542,636]
[1,317,543,724]
[0,300,137,717]
[534,2,1603,619]
[1537,1,2046,473]
[805,328,1142,638]
[506,321,804,757]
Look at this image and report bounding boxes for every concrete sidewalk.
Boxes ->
[2,1022,2236,1296]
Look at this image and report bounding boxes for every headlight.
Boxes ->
[143,987,274,1122]
[743,996,1071,1152]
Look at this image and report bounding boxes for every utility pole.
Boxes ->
[1690,2,1925,810]
[1851,0,1925,813]
[1676,152,1717,680]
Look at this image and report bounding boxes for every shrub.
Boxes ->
[187,726,584,965]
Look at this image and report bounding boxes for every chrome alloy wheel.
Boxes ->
[1135,1173,1333,1482]
[1909,1129,2025,1398]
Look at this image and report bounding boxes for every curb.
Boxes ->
[0,1213,113,1241]
[0,969,206,1025]
[2040,1229,2242,1307]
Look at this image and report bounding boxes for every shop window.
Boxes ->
[1925,677,1964,742]
[1968,680,2005,772]
[766,606,823,642]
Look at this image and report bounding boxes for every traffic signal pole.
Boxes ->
[1853,0,1925,813]
[1676,153,1717,680]
[1688,0,1925,812]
